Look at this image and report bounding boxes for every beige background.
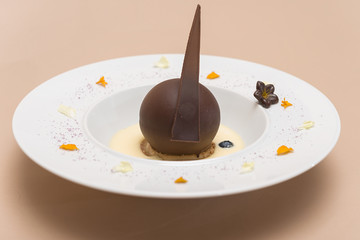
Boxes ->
[1,0,359,239]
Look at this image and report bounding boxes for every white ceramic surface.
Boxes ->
[12,54,341,198]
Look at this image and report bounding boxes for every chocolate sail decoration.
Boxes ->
[171,4,201,142]
[139,4,220,155]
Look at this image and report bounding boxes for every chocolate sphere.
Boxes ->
[139,78,220,155]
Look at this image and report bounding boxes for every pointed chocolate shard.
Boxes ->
[171,4,201,142]
[139,4,220,156]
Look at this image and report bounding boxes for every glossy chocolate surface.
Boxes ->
[140,79,220,155]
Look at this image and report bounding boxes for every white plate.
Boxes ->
[12,54,340,198]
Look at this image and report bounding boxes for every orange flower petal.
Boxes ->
[277,145,293,155]
[281,98,292,109]
[96,76,108,87]
[207,71,220,79]
[60,144,78,151]
[174,176,188,183]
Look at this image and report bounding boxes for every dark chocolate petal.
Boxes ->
[265,84,275,94]
[254,90,263,101]
[256,81,265,91]
[259,98,270,108]
[267,93,279,104]
[264,100,271,108]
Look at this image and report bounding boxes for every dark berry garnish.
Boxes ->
[219,140,234,148]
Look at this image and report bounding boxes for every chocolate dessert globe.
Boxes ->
[12,54,340,198]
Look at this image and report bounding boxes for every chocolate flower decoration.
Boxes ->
[253,81,279,108]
